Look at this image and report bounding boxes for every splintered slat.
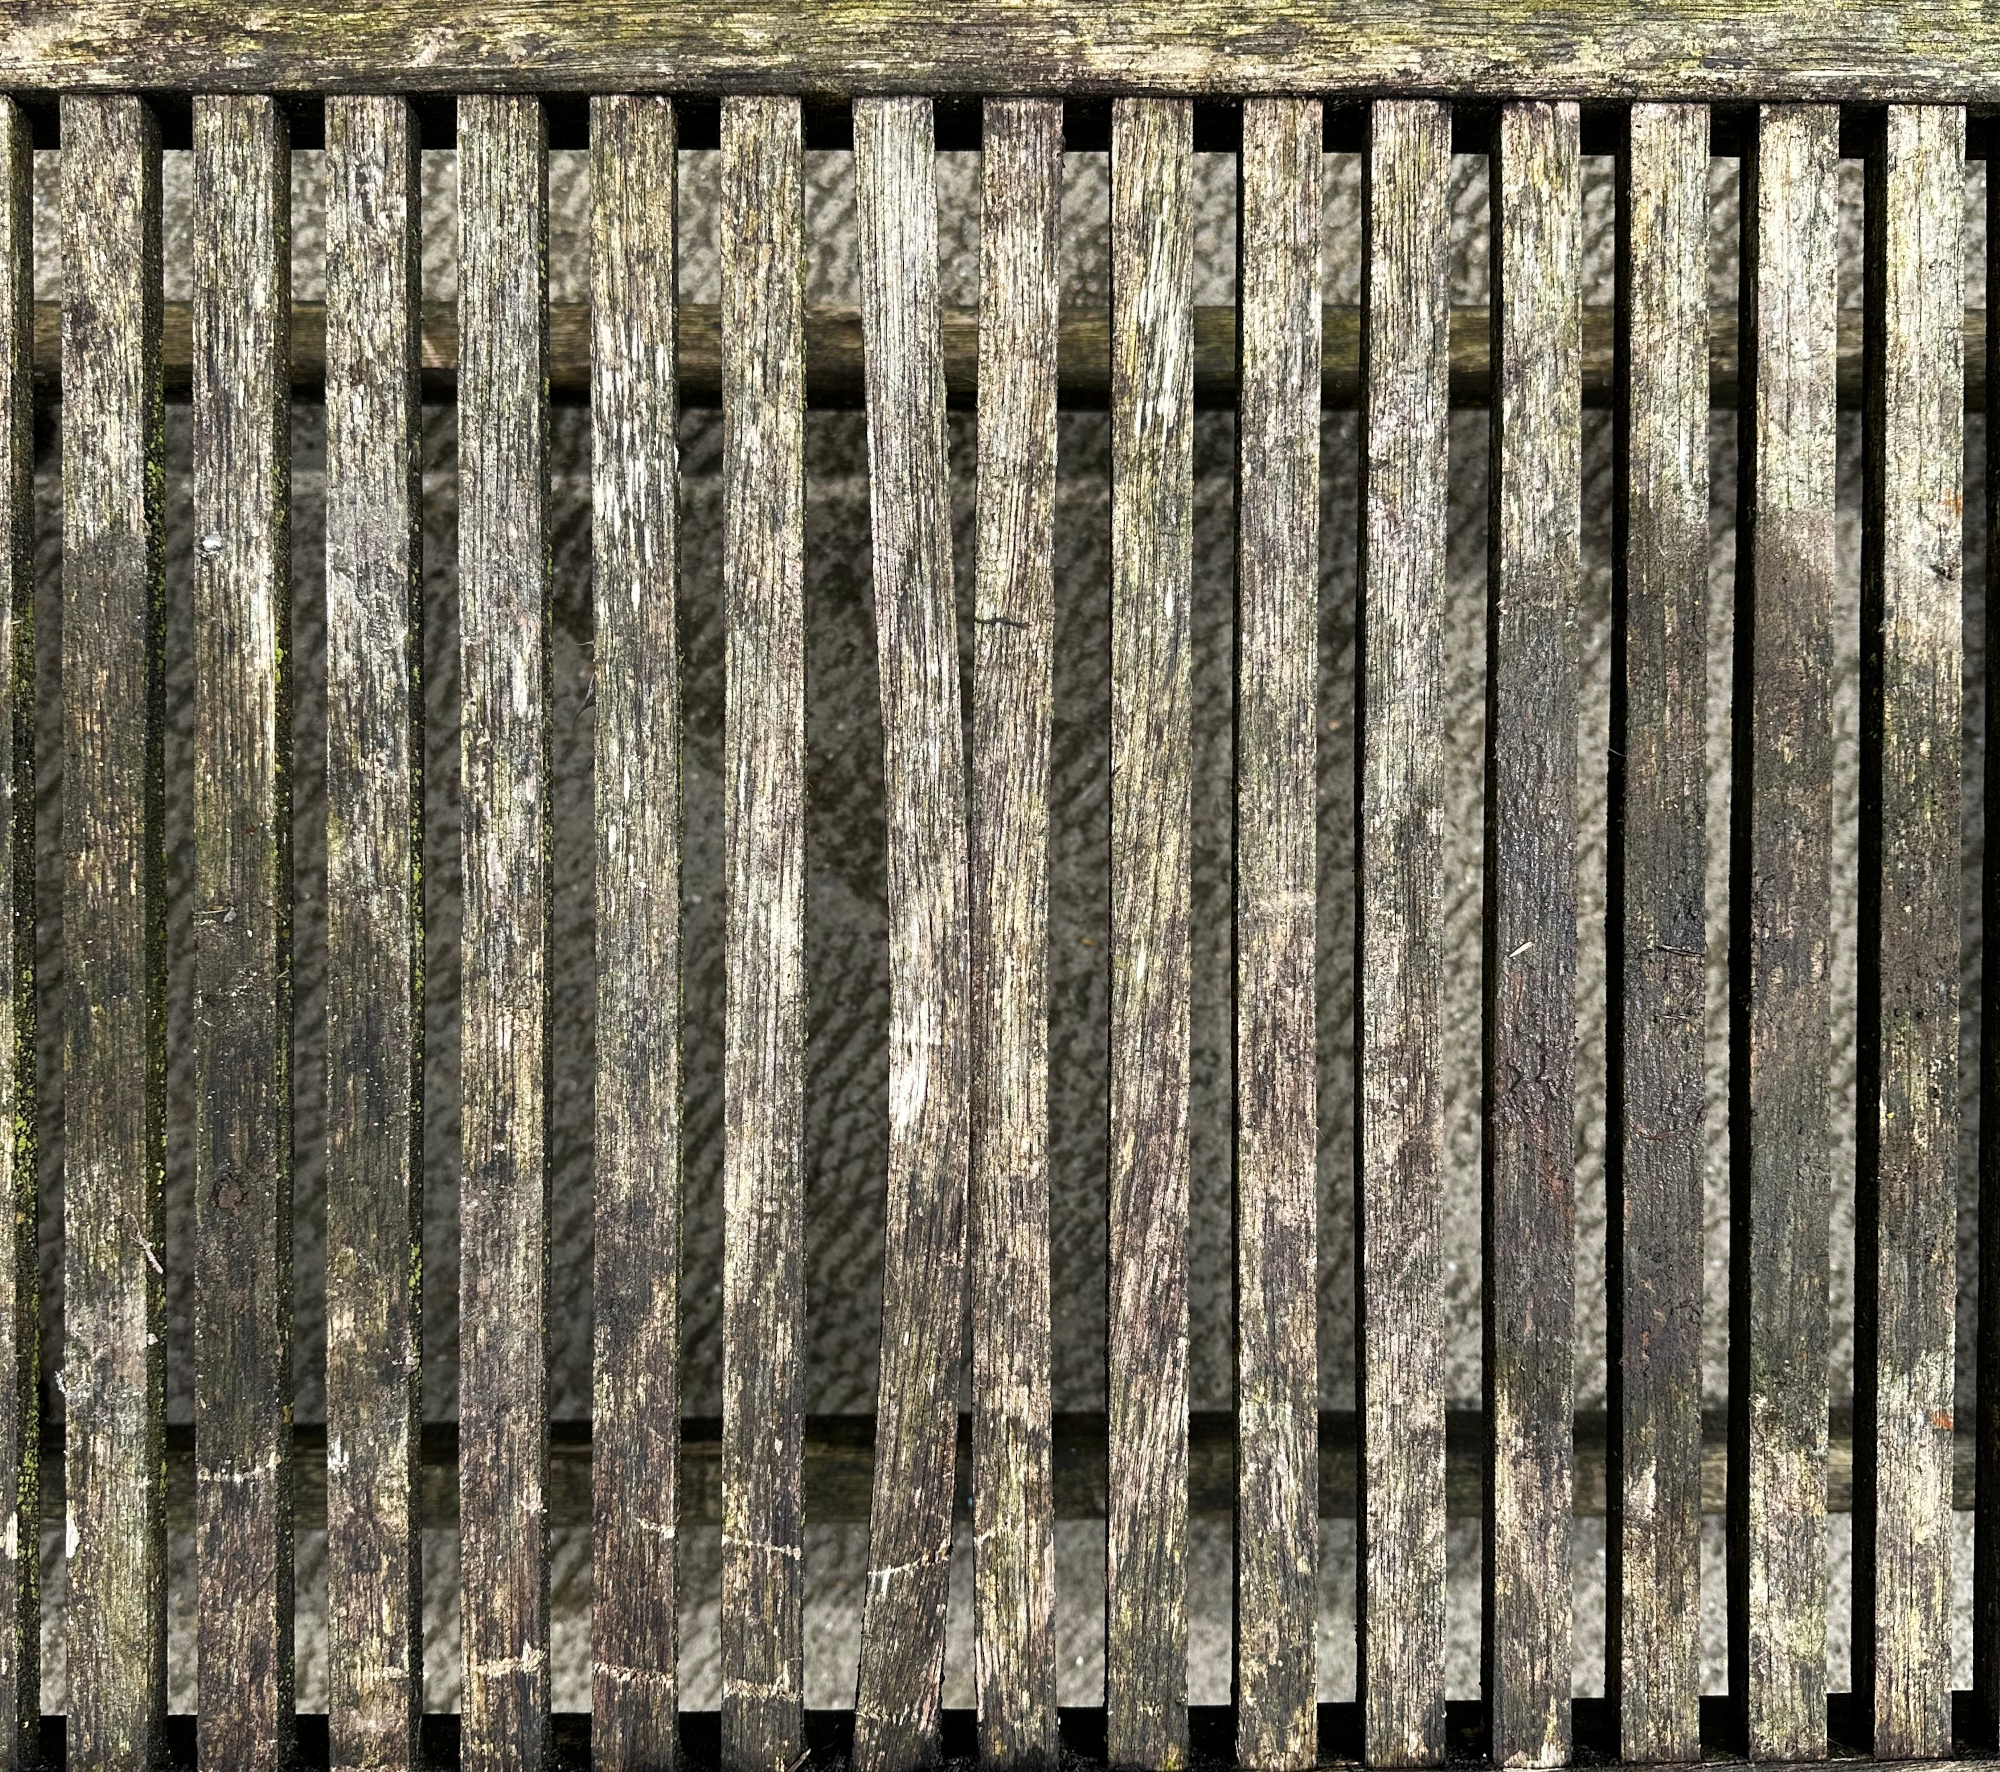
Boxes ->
[1356,97,1451,1772]
[592,91,682,1772]
[1607,101,1709,1768]
[191,91,293,1769]
[323,93,423,1771]
[720,93,806,1772]
[1483,101,1580,1772]
[969,95,1061,1770]
[1106,94,1193,1772]
[457,92,550,1772]
[853,95,970,1772]
[0,95,32,1772]
[1853,102,1963,1763]
[1234,93,1321,1772]
[60,92,165,1772]
[1728,103,1838,1764]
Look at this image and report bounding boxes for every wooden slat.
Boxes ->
[1483,100,1581,1772]
[1355,97,1451,1772]
[1233,93,1321,1772]
[191,90,294,1770]
[59,91,165,1772]
[456,91,550,1772]
[1106,93,1193,1772]
[853,94,970,1772]
[1980,74,2000,1754]
[591,91,682,1772]
[719,92,807,1772]
[1728,102,1839,1765]
[1606,99,1709,1769]
[323,92,423,1772]
[969,94,1061,1771]
[1853,101,1963,1764]
[0,94,32,1772]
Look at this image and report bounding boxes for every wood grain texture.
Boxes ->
[1482,99,1580,1772]
[1606,99,1708,1770]
[322,92,425,1772]
[592,91,682,1772]
[456,91,550,1772]
[0,95,31,1772]
[853,95,970,1772]
[1728,103,1839,1766]
[1355,95,1451,1772]
[720,93,806,1772]
[1853,102,1963,1765]
[191,90,293,1772]
[1981,77,2000,1753]
[969,95,1060,1772]
[60,91,166,1772]
[20,2,2000,99]
[1233,93,1320,1772]
[1106,94,1193,1772]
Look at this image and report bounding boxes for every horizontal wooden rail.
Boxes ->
[25,300,1986,409]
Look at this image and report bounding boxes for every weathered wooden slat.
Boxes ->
[1728,103,1839,1765]
[591,91,682,1772]
[20,3,2000,101]
[969,94,1061,1772]
[1483,100,1581,1772]
[1605,99,1708,1770]
[322,91,425,1772]
[1853,102,1963,1765]
[1233,93,1321,1772]
[456,91,550,1772]
[59,91,165,1772]
[720,92,807,1772]
[1106,93,1193,1772]
[1980,74,2000,1755]
[852,95,970,1772]
[191,89,293,1772]
[1355,95,1451,1772]
[0,95,31,1772]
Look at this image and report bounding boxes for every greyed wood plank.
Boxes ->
[1728,103,1839,1765]
[1606,100,1708,1769]
[60,91,165,1772]
[1483,100,1581,1772]
[1233,93,1321,1772]
[323,92,423,1772]
[191,90,293,1772]
[456,91,550,1772]
[1981,80,2000,1754]
[853,95,970,1772]
[0,95,32,1772]
[592,91,682,1772]
[1854,102,1963,1764]
[1106,94,1193,1772]
[720,93,806,1772]
[969,95,1060,1772]
[1356,97,1451,1772]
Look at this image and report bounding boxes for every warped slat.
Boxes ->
[1356,96,1452,1772]
[60,91,166,1771]
[720,92,807,1772]
[323,92,425,1772]
[1729,103,1839,1764]
[853,94,970,1772]
[1484,99,1581,1772]
[1233,92,1321,1772]
[1106,93,1194,1772]
[591,91,683,1772]
[0,93,31,1772]
[1606,99,1709,1768]
[456,92,551,1772]
[191,90,293,1770]
[969,94,1061,1770]
[1853,101,1963,1763]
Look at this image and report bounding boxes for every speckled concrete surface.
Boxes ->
[18,136,1991,1720]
